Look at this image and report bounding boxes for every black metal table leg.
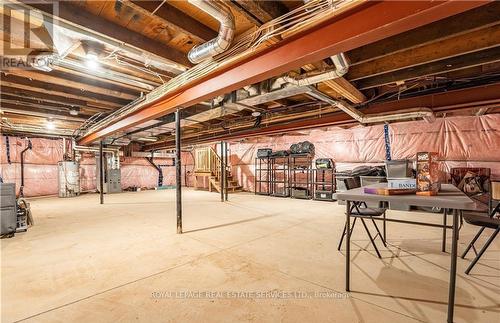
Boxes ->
[447,209,459,323]
[383,210,387,242]
[346,200,351,292]
[442,208,447,252]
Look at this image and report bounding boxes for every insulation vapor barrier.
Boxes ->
[0,137,195,197]
[1,114,498,197]
[228,115,500,192]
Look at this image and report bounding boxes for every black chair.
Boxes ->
[461,183,500,275]
[338,179,387,258]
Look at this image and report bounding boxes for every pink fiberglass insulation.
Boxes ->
[0,137,62,196]
[1,114,498,196]
[227,114,499,191]
[0,137,195,197]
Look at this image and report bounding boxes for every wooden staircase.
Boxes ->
[193,147,242,193]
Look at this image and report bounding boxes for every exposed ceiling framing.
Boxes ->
[0,0,498,150]
[77,0,492,145]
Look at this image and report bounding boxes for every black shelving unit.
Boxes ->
[254,157,271,195]
[313,168,336,201]
[270,156,290,197]
[289,154,313,199]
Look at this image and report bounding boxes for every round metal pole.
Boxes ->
[220,141,224,202]
[175,110,182,234]
[99,140,104,205]
[224,142,228,201]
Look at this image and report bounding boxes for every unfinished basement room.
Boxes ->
[1,1,500,322]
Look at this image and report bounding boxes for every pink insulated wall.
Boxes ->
[0,137,194,197]
[228,114,500,191]
[1,114,498,196]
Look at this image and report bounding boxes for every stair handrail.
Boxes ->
[194,147,224,180]
[209,147,222,180]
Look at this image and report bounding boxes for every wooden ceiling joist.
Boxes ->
[348,24,500,82]
[0,92,106,116]
[1,74,131,106]
[348,1,500,65]
[0,103,88,122]
[3,69,139,100]
[52,63,159,92]
[127,0,217,42]
[356,46,500,90]
[0,83,121,110]
[233,0,289,24]
[0,85,111,110]
[21,1,192,68]
[78,0,489,145]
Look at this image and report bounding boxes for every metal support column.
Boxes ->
[99,140,104,205]
[447,209,459,323]
[220,141,225,202]
[346,200,351,292]
[442,209,447,252]
[175,110,182,234]
[224,142,228,201]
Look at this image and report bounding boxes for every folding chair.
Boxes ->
[338,179,387,258]
[461,181,500,274]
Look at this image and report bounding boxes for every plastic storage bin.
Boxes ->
[385,160,412,178]
[360,176,387,186]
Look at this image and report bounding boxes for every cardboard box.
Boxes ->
[416,152,440,196]
[388,178,416,189]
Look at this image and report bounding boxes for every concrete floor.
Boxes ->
[1,189,499,322]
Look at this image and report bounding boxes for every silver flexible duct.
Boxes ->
[273,52,349,88]
[308,89,436,124]
[187,0,235,63]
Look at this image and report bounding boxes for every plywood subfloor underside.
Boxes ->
[1,189,499,322]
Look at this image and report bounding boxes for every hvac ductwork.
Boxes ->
[187,0,235,63]
[73,145,121,169]
[308,89,436,124]
[273,52,349,88]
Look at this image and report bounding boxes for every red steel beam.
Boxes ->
[78,0,490,145]
[143,83,500,150]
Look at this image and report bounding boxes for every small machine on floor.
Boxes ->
[0,183,34,238]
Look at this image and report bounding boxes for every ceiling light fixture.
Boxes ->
[251,111,261,117]
[46,118,56,130]
[85,53,99,69]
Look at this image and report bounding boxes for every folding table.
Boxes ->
[336,183,477,323]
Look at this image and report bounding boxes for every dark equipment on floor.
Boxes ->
[16,198,34,233]
[1,183,17,236]
[1,183,34,238]
[291,187,309,199]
